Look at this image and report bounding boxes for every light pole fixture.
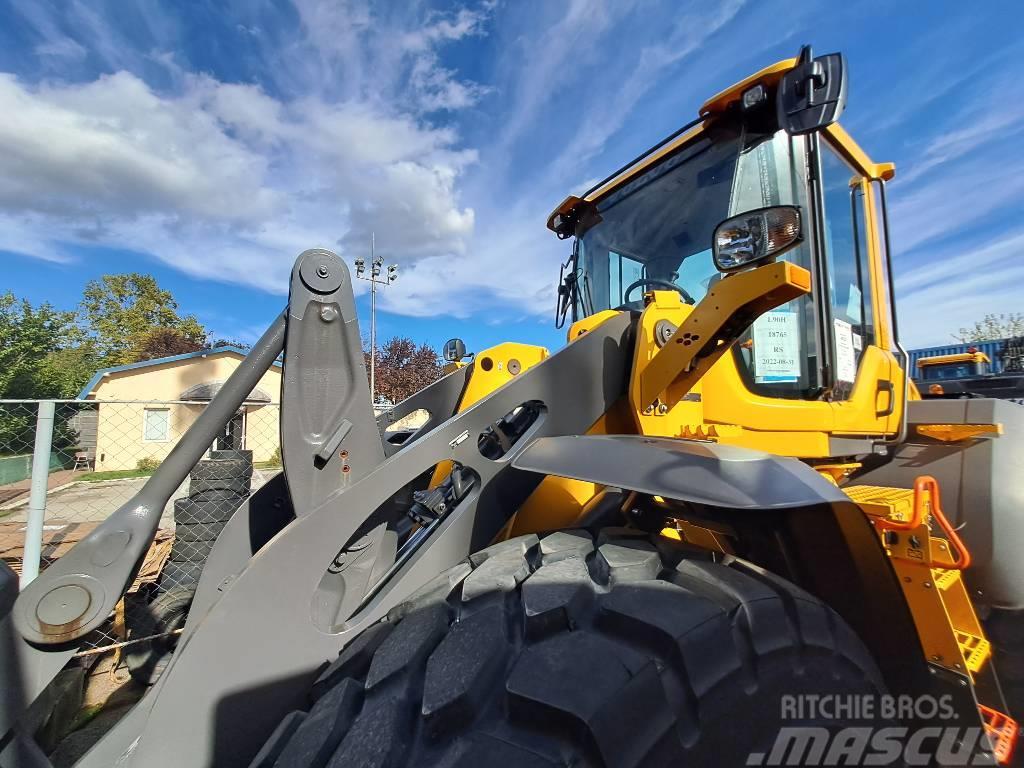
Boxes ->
[353,232,398,404]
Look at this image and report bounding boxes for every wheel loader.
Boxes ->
[2,46,1022,768]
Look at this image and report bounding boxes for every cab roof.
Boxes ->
[547,56,894,236]
[917,352,991,368]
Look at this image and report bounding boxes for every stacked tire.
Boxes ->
[127,449,253,684]
[165,449,254,588]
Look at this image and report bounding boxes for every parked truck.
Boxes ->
[912,338,1024,401]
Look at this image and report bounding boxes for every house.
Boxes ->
[78,347,281,472]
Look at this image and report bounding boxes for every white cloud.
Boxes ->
[895,230,1024,348]
[0,68,476,293]
[34,37,87,60]
[2,0,498,306]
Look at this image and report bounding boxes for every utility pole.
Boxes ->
[354,233,398,405]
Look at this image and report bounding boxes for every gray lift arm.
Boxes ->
[3,250,389,751]
[12,312,286,649]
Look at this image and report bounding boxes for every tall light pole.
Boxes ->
[354,232,398,404]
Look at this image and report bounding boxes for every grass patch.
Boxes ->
[254,460,282,470]
[77,468,154,482]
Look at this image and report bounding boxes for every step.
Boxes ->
[844,485,915,525]
[979,705,1019,766]
[957,631,992,675]
[932,567,961,591]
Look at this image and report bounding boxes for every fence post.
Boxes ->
[20,400,55,588]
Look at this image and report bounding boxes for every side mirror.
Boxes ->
[713,206,802,272]
[443,338,468,363]
[777,46,847,135]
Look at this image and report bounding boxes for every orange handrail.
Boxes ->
[914,475,971,570]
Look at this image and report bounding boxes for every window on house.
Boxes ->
[143,408,170,442]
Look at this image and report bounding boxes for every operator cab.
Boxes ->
[570,123,818,398]
[549,46,902,419]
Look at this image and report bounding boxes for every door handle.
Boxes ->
[876,379,895,417]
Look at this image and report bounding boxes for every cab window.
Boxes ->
[819,141,875,398]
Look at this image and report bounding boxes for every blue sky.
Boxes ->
[1,0,1021,356]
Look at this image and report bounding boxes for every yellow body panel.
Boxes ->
[458,342,549,409]
[566,310,621,343]
[633,262,811,410]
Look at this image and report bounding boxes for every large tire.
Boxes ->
[126,586,195,685]
[250,529,885,768]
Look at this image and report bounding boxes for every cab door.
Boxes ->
[815,132,903,436]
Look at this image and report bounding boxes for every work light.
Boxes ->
[712,205,802,272]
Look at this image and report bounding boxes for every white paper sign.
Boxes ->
[834,318,857,383]
[753,311,800,383]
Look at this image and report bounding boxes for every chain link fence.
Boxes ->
[0,399,281,665]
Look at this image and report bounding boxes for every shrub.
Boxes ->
[136,457,161,472]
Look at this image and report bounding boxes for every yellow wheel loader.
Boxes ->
[3,45,1021,768]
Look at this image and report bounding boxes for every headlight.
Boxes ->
[712,205,803,272]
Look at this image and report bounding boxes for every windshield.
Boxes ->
[576,126,810,312]
[574,125,818,397]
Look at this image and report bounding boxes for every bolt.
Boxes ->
[924,581,933,589]
[643,405,654,415]
[657,404,669,414]
[319,305,338,322]
[316,264,330,278]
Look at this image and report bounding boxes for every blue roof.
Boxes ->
[78,346,281,399]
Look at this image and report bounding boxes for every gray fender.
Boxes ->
[512,435,850,509]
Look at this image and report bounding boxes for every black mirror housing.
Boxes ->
[777,47,847,135]
[443,338,467,363]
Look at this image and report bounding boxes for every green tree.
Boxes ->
[0,294,93,454]
[954,313,1024,343]
[80,274,207,365]
[0,293,79,397]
